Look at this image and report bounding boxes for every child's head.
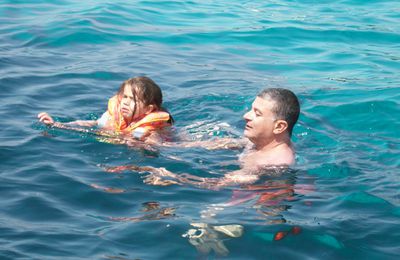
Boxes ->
[117,76,164,121]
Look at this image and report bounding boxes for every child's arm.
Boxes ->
[38,112,98,127]
[64,120,98,127]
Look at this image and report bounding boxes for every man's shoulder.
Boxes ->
[258,144,295,166]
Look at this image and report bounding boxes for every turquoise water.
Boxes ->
[1,0,399,259]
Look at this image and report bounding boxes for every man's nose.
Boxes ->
[243,111,251,121]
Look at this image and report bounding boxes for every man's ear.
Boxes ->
[273,120,288,134]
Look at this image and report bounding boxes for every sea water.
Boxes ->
[0,0,399,259]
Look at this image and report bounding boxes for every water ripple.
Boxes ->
[1,0,400,259]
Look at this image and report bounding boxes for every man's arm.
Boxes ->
[160,137,248,151]
[104,165,259,190]
[145,167,259,189]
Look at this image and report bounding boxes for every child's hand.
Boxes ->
[37,112,54,125]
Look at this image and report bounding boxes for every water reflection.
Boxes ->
[110,201,176,223]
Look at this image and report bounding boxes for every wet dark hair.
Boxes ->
[117,76,173,123]
[257,88,300,136]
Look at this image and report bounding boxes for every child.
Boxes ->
[38,76,173,141]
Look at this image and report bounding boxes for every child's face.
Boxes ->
[120,86,148,121]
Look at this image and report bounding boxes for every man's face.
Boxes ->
[243,96,277,145]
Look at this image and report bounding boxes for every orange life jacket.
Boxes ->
[107,95,171,134]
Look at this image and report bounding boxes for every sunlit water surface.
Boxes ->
[1,0,399,259]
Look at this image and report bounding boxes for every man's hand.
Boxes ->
[143,173,180,186]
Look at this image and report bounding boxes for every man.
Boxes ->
[240,88,300,167]
[108,88,300,188]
